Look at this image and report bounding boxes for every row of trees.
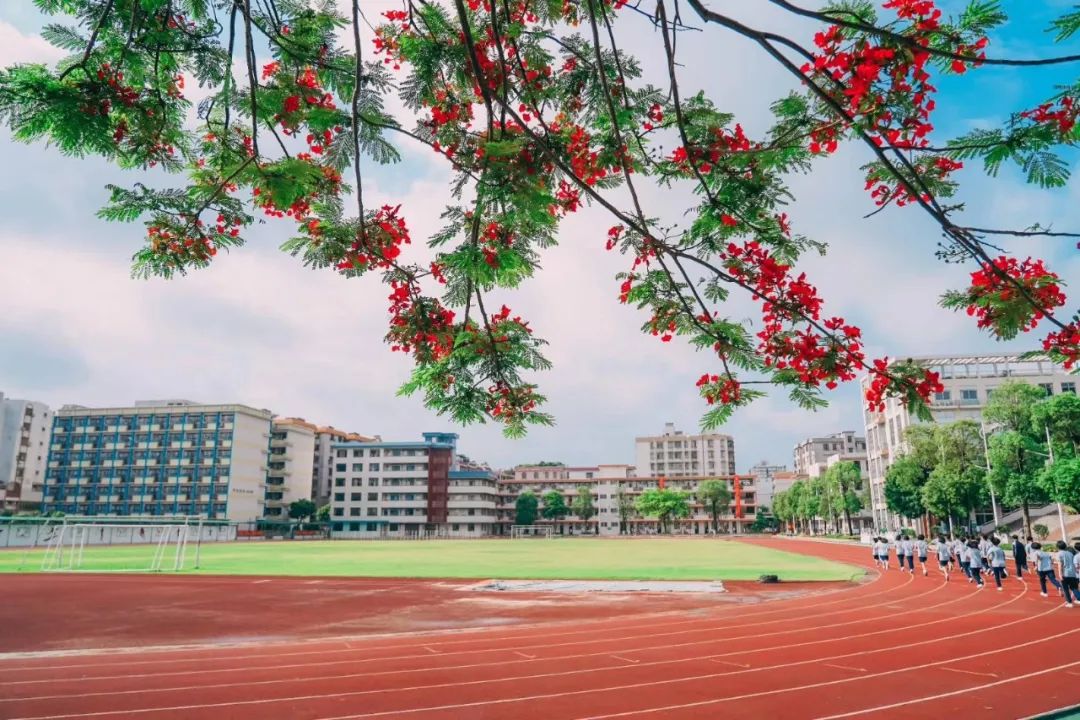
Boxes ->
[513,479,760,534]
[883,382,1080,536]
[772,462,865,536]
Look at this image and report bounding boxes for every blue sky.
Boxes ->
[0,2,1077,473]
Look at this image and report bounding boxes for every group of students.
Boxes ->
[871,533,1080,607]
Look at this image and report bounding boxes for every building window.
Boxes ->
[934,390,951,402]
[367,508,378,516]
[370,463,380,471]
[368,478,379,487]
[353,449,363,457]
[1063,382,1076,395]
[334,493,345,502]
[960,389,978,405]
[335,478,345,487]
[333,508,343,517]
[368,493,378,501]
[367,523,379,531]
[350,508,361,516]
[351,478,363,487]
[1040,383,1054,396]
[352,463,363,472]
[351,493,362,501]
[335,463,346,472]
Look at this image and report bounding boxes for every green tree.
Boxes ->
[984,382,1049,434]
[823,461,864,535]
[696,479,731,534]
[635,489,691,534]
[1032,392,1080,458]
[6,3,1078,441]
[987,430,1049,536]
[514,491,539,526]
[884,456,927,521]
[288,498,317,521]
[787,481,810,534]
[1039,458,1080,513]
[750,506,778,533]
[316,504,330,522]
[616,488,636,535]
[772,491,793,533]
[921,465,986,533]
[542,491,570,521]
[571,486,598,535]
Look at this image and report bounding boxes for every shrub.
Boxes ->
[1033,524,1050,541]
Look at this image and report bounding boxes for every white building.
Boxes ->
[748,460,787,511]
[861,353,1076,530]
[43,400,273,522]
[311,426,377,507]
[635,423,736,478]
[793,431,866,477]
[0,392,53,512]
[265,418,317,519]
[329,432,499,538]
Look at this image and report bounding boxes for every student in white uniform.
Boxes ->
[902,535,915,573]
[1032,541,1063,598]
[915,534,929,577]
[966,540,985,588]
[935,535,952,581]
[987,536,1008,591]
[895,534,907,573]
[1056,540,1077,608]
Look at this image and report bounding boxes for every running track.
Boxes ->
[1,538,1078,719]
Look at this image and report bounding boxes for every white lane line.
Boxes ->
[422,647,438,655]
[0,576,936,687]
[514,652,536,660]
[823,663,865,673]
[305,580,323,585]
[251,580,271,585]
[610,656,639,665]
[2,589,1039,719]
[814,660,1080,719]
[0,560,885,669]
[0,583,980,703]
[942,667,997,678]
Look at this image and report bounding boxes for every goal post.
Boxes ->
[510,524,553,539]
[40,517,195,573]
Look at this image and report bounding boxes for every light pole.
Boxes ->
[1045,424,1068,542]
[979,423,1001,529]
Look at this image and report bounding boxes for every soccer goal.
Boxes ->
[510,524,553,539]
[40,518,195,572]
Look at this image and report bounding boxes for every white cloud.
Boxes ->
[0,21,63,66]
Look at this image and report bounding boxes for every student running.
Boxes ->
[1056,540,1077,608]
[1011,534,1028,578]
[935,535,952,581]
[915,534,929,576]
[1032,541,1063,598]
[895,534,907,572]
[958,536,972,581]
[988,537,1007,591]
[902,535,915,573]
[966,539,985,588]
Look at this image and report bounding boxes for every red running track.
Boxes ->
[1,537,1078,720]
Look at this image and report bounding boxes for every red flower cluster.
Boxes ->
[605,225,624,250]
[721,241,865,390]
[146,224,217,263]
[486,381,540,421]
[1021,97,1079,136]
[964,256,1066,334]
[864,357,944,413]
[669,124,754,173]
[642,103,663,132]
[696,374,742,405]
[93,63,140,113]
[338,204,412,271]
[566,124,614,186]
[481,220,513,267]
[1043,323,1080,370]
[386,283,457,362]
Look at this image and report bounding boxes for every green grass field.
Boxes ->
[0,538,862,581]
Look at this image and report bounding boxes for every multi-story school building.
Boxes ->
[311,426,377,507]
[41,400,273,522]
[500,464,759,536]
[265,417,316,519]
[327,432,500,538]
[634,423,736,478]
[862,353,1076,530]
[0,392,53,512]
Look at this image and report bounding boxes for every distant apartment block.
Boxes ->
[41,400,273,522]
[793,431,866,477]
[748,460,787,511]
[265,418,316,518]
[311,426,377,507]
[501,465,758,536]
[861,353,1076,529]
[328,432,499,538]
[635,423,736,478]
[0,392,53,512]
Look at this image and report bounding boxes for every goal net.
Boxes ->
[41,519,193,572]
[510,524,553,539]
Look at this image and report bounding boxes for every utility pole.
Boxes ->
[1046,424,1069,542]
[980,423,1001,530]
